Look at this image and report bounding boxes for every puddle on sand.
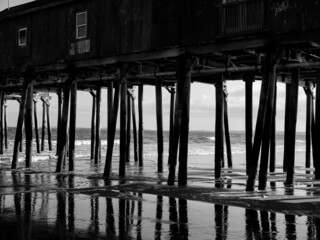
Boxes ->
[1,190,320,239]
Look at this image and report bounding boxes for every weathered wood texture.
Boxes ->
[1,0,320,69]
[69,79,77,171]
[155,79,163,173]
[25,80,33,168]
[33,100,40,153]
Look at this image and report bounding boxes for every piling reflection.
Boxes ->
[2,173,320,239]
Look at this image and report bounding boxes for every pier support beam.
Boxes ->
[56,89,62,156]
[315,70,320,179]
[283,83,291,172]
[269,84,277,173]
[126,89,132,162]
[131,91,139,163]
[41,99,46,151]
[138,84,144,167]
[4,101,7,150]
[25,78,33,168]
[215,76,225,180]
[119,64,129,177]
[244,75,254,175]
[155,79,164,173]
[223,85,232,168]
[69,79,77,172]
[103,81,120,177]
[0,89,4,155]
[90,90,96,160]
[168,55,194,186]
[168,86,175,165]
[258,68,277,190]
[94,86,101,164]
[304,85,313,168]
[46,101,52,151]
[12,68,33,169]
[246,48,282,191]
[285,68,299,185]
[56,69,73,173]
[33,100,40,153]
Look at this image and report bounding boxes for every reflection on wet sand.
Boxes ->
[2,173,320,239]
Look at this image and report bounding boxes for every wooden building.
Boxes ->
[1,0,320,191]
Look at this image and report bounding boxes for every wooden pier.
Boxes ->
[1,0,320,191]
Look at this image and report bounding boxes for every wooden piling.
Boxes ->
[46,101,52,151]
[168,86,175,165]
[126,90,131,162]
[108,82,113,127]
[33,100,40,153]
[168,55,194,185]
[178,58,193,186]
[56,72,72,173]
[131,92,139,162]
[244,75,254,175]
[155,79,164,173]
[69,79,77,172]
[119,65,128,177]
[41,100,46,151]
[215,76,225,180]
[223,86,232,168]
[311,89,316,169]
[94,86,101,164]
[285,68,299,185]
[4,102,7,150]
[12,69,33,169]
[304,85,312,168]
[258,68,277,190]
[269,84,277,173]
[0,89,3,155]
[246,49,282,191]
[315,70,320,179]
[283,83,291,172]
[25,79,33,168]
[56,89,62,156]
[104,81,120,177]
[90,91,96,160]
[138,84,144,167]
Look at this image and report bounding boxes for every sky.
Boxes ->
[0,0,309,132]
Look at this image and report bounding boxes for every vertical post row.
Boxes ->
[285,68,299,185]
[12,68,33,169]
[155,79,164,173]
[25,78,33,168]
[94,86,101,164]
[244,75,254,175]
[138,84,144,167]
[33,100,40,153]
[215,76,225,180]
[69,78,77,172]
[246,49,281,191]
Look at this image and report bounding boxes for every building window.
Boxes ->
[76,12,87,39]
[18,27,27,47]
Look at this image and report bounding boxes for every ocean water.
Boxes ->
[0,127,309,172]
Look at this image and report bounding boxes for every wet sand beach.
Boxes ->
[1,151,320,239]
